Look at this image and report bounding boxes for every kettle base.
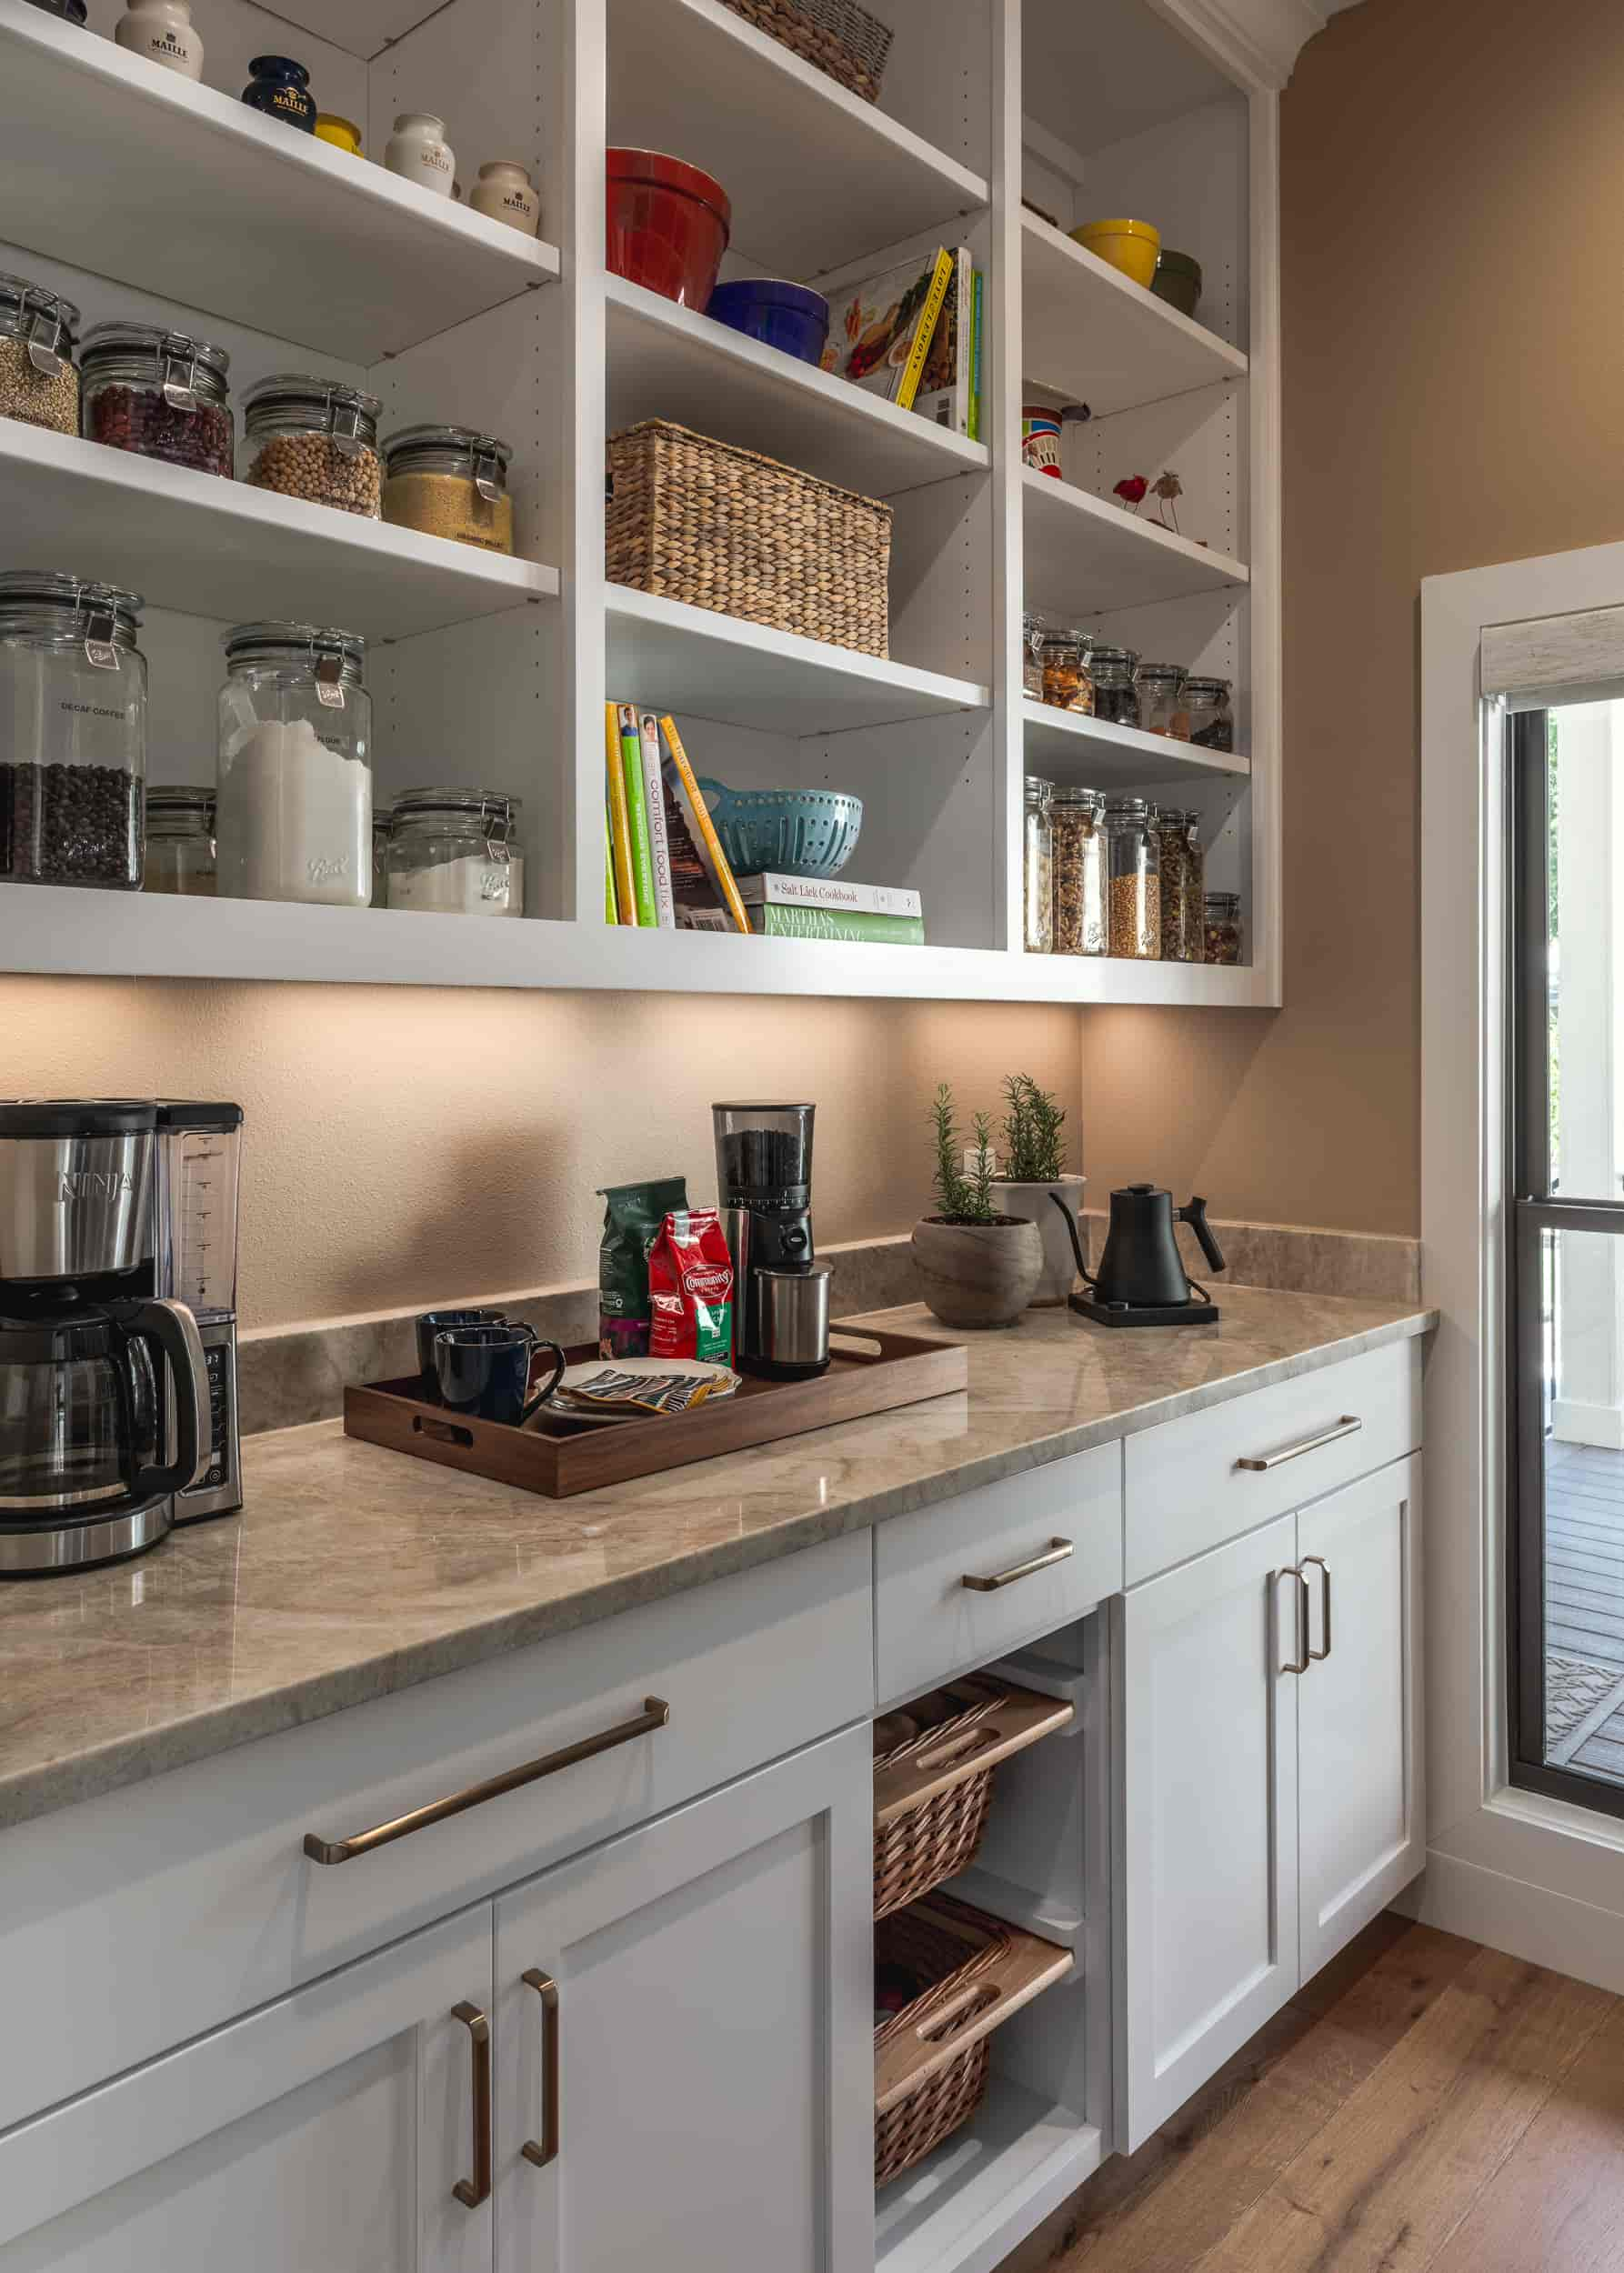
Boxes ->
[1068,1292,1220,1328]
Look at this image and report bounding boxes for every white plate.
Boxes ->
[544,1356,741,1426]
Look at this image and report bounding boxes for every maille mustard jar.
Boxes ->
[241,55,316,132]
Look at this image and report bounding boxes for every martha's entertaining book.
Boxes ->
[820,248,954,412]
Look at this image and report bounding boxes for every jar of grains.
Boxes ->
[381,425,515,554]
[1155,806,1204,961]
[216,621,372,906]
[1205,891,1243,965]
[1023,776,1053,953]
[1184,676,1234,751]
[80,322,234,479]
[1021,612,1046,700]
[243,374,382,517]
[387,787,524,915]
[144,786,216,896]
[1040,630,1087,713]
[0,273,79,437]
[0,572,145,891]
[1102,796,1159,959]
[1049,785,1106,956]
[1089,644,1139,726]
[1136,662,1188,738]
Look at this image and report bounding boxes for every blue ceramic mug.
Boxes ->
[416,1307,516,1397]
[434,1325,566,1427]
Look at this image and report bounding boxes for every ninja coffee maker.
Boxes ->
[713,1101,831,1378]
[0,1098,244,1576]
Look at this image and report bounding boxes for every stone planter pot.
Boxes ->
[911,1216,1044,1330]
[992,1175,1086,1307]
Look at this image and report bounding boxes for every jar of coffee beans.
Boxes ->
[1102,796,1159,959]
[0,273,79,437]
[1089,645,1139,727]
[1205,891,1243,965]
[1049,785,1106,956]
[0,572,146,891]
[243,374,382,517]
[80,323,234,480]
[1154,806,1204,961]
[381,425,515,554]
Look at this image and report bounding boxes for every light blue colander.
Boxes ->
[697,781,864,879]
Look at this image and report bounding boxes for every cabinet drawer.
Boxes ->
[875,1446,1122,1707]
[1124,1339,1421,1586]
[0,1529,872,2136]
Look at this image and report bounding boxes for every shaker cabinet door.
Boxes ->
[493,1723,872,2273]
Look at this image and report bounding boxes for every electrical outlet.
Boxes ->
[963,1146,998,1176]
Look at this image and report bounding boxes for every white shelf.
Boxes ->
[875,2077,1102,2273]
[605,587,990,734]
[606,277,989,499]
[1020,211,1248,416]
[1023,467,1249,616]
[607,0,988,280]
[0,425,559,643]
[946,1867,1086,1953]
[0,1,559,365]
[1022,701,1249,789]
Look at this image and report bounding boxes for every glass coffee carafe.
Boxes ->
[0,1300,204,1523]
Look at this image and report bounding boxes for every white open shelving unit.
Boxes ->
[0,0,1283,1006]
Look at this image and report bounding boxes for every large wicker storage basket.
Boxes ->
[719,0,893,102]
[606,419,892,658]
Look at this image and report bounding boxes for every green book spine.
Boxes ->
[751,905,926,945]
[968,269,984,443]
[616,703,657,927]
[604,824,618,923]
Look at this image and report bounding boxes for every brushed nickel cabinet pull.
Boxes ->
[1302,1555,1331,1661]
[302,1698,670,1865]
[1277,1567,1311,1676]
[521,1969,560,2168]
[962,1537,1074,1593]
[450,2002,492,2209]
[1237,1417,1361,1473]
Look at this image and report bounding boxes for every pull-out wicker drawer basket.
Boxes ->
[606,419,892,657]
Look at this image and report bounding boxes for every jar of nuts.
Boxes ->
[1205,891,1242,965]
[1136,662,1189,738]
[1049,785,1106,956]
[1154,805,1204,962]
[0,272,79,438]
[1102,796,1160,959]
[381,425,515,554]
[243,374,382,518]
[1040,630,1089,713]
[1023,775,1054,954]
[80,322,234,480]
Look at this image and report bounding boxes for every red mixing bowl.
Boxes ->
[607,147,731,307]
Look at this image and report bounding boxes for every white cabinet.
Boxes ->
[492,1723,873,2273]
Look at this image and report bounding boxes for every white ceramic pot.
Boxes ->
[386,113,456,198]
[115,0,203,77]
[992,1175,1086,1306]
[910,1217,1043,1331]
[469,161,541,236]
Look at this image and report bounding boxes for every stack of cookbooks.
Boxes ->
[820,244,984,438]
[603,704,926,946]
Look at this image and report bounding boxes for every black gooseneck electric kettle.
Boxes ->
[1051,1183,1227,1327]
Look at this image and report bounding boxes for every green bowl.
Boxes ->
[1151,249,1203,319]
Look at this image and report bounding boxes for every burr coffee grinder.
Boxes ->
[712,1102,831,1379]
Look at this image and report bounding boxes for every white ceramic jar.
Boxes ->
[114,0,204,77]
[385,113,456,198]
[469,162,540,236]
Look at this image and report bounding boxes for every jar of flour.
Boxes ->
[215,621,372,906]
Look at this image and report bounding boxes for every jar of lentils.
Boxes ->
[1102,796,1159,959]
[144,786,216,896]
[1137,662,1189,738]
[1089,644,1139,726]
[80,323,234,479]
[1184,676,1234,751]
[0,572,146,890]
[0,273,79,437]
[1155,806,1204,962]
[382,425,515,554]
[1049,785,1106,956]
[1040,630,1092,714]
[243,373,382,517]
[1205,891,1243,965]
[1023,775,1053,953]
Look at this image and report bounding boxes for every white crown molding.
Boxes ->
[1151,0,1349,91]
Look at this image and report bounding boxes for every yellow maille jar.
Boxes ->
[314,114,363,155]
[381,425,515,555]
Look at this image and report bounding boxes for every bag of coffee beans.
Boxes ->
[648,1208,735,1367]
[597,1177,687,1358]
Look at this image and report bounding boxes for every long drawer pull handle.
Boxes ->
[521,1969,561,2168]
[451,2003,492,2209]
[303,1698,670,1865]
[1301,1554,1331,1660]
[1277,1567,1311,1676]
[962,1537,1074,1593]
[1238,1417,1361,1473]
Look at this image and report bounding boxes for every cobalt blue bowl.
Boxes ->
[706,278,830,365]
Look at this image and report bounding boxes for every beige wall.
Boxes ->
[0,977,1080,1330]
[1083,0,1624,1236]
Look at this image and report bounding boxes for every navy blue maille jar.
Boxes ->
[23,0,90,19]
[241,55,316,132]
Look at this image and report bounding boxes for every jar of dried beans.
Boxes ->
[1023,775,1053,953]
[1102,796,1159,959]
[1136,662,1188,738]
[243,374,382,517]
[80,322,234,479]
[0,572,146,891]
[0,272,78,437]
[1155,805,1204,962]
[382,425,515,554]
[1184,676,1234,751]
[1089,644,1139,727]
[1050,784,1106,956]
[1205,891,1242,965]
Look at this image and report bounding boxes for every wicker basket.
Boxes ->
[718,0,893,103]
[606,419,892,658]
[873,1677,1074,1921]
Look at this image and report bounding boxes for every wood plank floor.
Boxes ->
[997,1916,1624,2273]
[1547,1444,1624,1777]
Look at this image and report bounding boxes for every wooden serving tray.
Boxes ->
[343,1326,967,1499]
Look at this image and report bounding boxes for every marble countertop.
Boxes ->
[0,1287,1434,1832]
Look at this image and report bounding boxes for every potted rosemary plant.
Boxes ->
[993,1074,1086,1307]
[911,1086,1043,1329]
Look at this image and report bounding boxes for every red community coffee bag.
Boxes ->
[648,1207,735,1366]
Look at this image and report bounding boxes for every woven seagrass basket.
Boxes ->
[719,0,892,102]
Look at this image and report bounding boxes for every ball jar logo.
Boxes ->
[56,1167,135,1201]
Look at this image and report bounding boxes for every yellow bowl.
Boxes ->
[1071,217,1161,289]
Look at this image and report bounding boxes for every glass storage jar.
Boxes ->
[1023,775,1053,954]
[1155,806,1204,962]
[381,426,515,554]
[0,272,79,437]
[1049,784,1106,956]
[1089,644,1139,726]
[1184,676,1234,751]
[80,322,234,479]
[1040,630,1091,713]
[1102,796,1159,960]
[1136,662,1188,738]
[1205,891,1243,965]
[144,785,216,895]
[1021,612,1046,700]
[0,572,145,890]
[386,787,524,916]
[216,621,372,906]
[243,374,382,517]
[372,805,392,906]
